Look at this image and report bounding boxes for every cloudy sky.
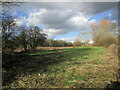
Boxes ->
[7,2,118,42]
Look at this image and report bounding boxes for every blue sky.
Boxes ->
[12,2,118,42]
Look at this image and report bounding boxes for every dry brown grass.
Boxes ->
[14,47,74,52]
[37,47,74,50]
[106,44,118,56]
[103,45,119,82]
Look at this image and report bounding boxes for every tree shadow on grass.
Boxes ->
[2,47,99,87]
[2,51,67,87]
[105,81,120,89]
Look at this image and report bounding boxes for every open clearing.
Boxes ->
[3,46,118,88]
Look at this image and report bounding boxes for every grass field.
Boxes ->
[3,46,118,88]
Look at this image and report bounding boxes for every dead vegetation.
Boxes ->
[106,44,118,56]
[14,47,74,52]
[104,44,120,89]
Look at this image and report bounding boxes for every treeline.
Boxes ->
[44,39,73,47]
[43,39,89,47]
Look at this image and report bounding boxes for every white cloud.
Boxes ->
[13,2,117,41]
[14,19,23,26]
[14,16,27,26]
[57,37,77,42]
[68,14,88,26]
[26,8,46,26]
[44,28,63,38]
[17,8,91,38]
[109,13,112,16]
[71,41,74,43]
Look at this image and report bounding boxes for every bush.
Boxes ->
[93,30,118,47]
[91,19,118,47]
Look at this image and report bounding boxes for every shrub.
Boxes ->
[91,19,118,47]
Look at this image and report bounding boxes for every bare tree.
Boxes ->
[91,19,118,47]
[28,26,47,50]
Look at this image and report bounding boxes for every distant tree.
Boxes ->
[46,39,54,47]
[67,42,73,46]
[73,35,82,47]
[45,39,72,47]
[73,40,82,47]
[57,40,66,47]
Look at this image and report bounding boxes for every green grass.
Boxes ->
[3,46,118,88]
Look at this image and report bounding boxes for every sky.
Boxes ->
[4,2,118,42]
